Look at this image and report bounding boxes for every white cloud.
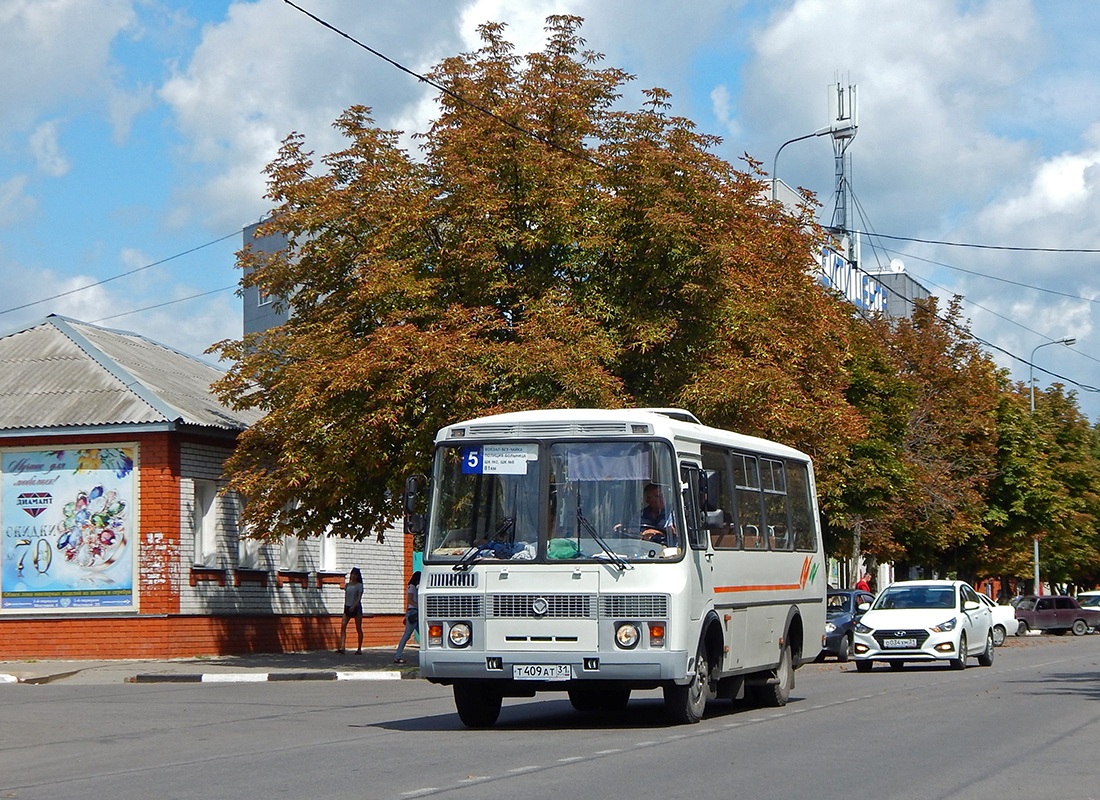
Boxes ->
[28,121,71,177]
[0,176,35,227]
[0,0,136,134]
[710,84,741,140]
[157,0,465,231]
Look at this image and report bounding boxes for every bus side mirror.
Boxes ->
[700,469,720,513]
[403,474,427,536]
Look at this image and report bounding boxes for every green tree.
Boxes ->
[1028,384,1100,590]
[871,298,1001,578]
[819,312,914,569]
[211,16,863,542]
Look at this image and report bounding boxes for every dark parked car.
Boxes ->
[818,589,876,661]
[1013,595,1100,636]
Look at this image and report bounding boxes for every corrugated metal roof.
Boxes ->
[0,315,263,433]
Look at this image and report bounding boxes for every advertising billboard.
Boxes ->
[1,446,138,613]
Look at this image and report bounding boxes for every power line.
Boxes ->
[864,231,1100,254]
[281,0,604,169]
[0,231,240,317]
[878,245,1100,306]
[91,285,238,324]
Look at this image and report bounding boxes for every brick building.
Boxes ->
[0,315,409,659]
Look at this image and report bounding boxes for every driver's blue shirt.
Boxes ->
[640,506,673,531]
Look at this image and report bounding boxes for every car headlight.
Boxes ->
[855,622,873,634]
[825,621,837,633]
[930,617,958,633]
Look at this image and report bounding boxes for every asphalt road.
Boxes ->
[2,634,1097,800]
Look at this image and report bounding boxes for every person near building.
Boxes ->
[855,571,873,593]
[338,567,365,654]
[393,571,422,664]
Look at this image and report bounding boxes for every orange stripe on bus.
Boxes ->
[713,557,816,594]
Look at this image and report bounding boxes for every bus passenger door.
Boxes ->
[681,464,715,623]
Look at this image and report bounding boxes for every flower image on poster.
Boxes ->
[1,446,138,612]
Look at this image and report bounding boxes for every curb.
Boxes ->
[1,669,413,684]
[130,670,407,683]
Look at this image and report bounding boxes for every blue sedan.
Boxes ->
[818,589,876,662]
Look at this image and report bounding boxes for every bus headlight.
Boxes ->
[448,622,472,648]
[615,622,640,649]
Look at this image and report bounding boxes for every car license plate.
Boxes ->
[883,637,918,649]
[513,664,572,681]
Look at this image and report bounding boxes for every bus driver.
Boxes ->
[639,483,676,544]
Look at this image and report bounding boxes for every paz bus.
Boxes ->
[403,408,826,727]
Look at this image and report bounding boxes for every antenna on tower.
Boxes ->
[827,80,858,243]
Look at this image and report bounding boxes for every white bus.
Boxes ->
[404,408,826,727]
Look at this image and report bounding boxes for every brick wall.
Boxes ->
[0,613,406,659]
[0,431,411,660]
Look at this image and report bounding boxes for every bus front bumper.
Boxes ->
[419,649,692,685]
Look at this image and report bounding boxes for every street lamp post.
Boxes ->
[1028,336,1076,596]
[1029,337,1076,413]
[771,127,831,201]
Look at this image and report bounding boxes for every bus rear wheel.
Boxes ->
[664,639,710,724]
[747,641,793,707]
[453,681,502,728]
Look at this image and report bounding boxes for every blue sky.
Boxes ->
[4,1,1100,418]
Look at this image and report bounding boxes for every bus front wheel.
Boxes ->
[664,639,710,724]
[453,681,502,728]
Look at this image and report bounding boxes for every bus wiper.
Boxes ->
[452,546,484,572]
[576,508,632,571]
[453,517,515,571]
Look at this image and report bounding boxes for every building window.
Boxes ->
[280,535,301,571]
[193,480,219,567]
[319,528,338,572]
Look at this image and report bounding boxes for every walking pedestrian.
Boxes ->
[394,571,421,664]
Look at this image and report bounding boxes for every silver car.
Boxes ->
[852,580,994,671]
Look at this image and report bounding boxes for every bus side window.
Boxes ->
[741,524,764,550]
[701,445,736,549]
[679,464,709,550]
[733,452,764,550]
[786,459,818,551]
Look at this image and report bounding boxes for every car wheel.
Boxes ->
[1072,619,1089,636]
[837,634,853,663]
[889,660,905,671]
[950,633,968,670]
[992,624,1006,647]
[855,659,873,673]
[977,630,995,667]
[664,637,710,724]
[1016,620,1029,635]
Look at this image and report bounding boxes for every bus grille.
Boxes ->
[491,594,596,619]
[428,572,478,588]
[600,595,669,618]
[425,595,483,618]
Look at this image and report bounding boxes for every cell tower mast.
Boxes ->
[827,82,858,255]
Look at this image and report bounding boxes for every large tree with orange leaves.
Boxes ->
[211,16,862,542]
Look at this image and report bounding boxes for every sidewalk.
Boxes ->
[0,645,419,685]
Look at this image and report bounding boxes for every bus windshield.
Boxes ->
[425,439,681,563]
